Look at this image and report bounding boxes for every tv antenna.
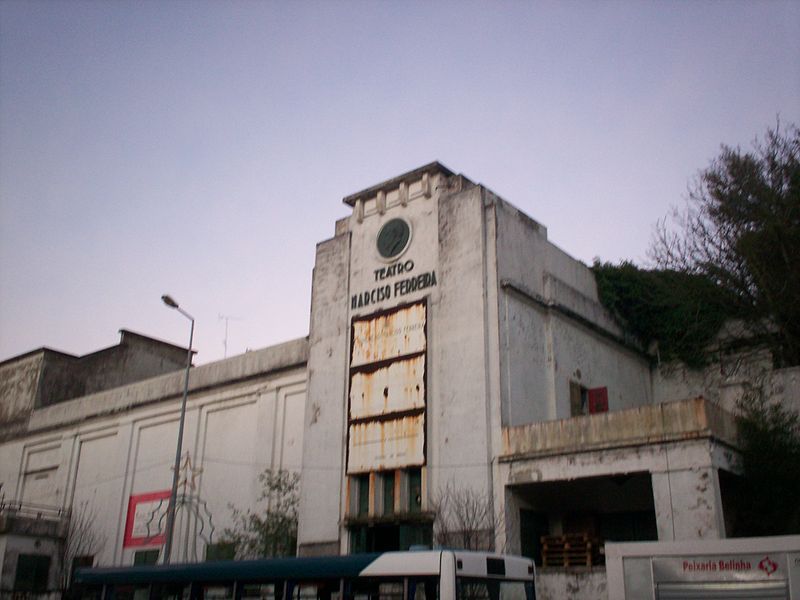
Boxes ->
[218,314,243,358]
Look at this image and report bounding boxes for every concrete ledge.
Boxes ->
[501,398,738,460]
[24,337,308,434]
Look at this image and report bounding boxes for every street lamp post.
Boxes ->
[160,294,194,565]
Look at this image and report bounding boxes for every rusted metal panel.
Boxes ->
[347,414,425,474]
[349,356,425,420]
[351,303,426,367]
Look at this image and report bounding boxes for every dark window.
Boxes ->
[408,469,422,513]
[133,549,160,565]
[569,382,588,416]
[399,523,432,550]
[520,510,549,566]
[350,522,432,553]
[599,511,657,542]
[383,472,395,515]
[357,474,370,516]
[15,554,51,592]
[486,558,505,576]
[350,525,368,554]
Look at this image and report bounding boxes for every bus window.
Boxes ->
[112,584,151,600]
[457,580,530,600]
[350,579,403,600]
[241,583,282,600]
[292,582,341,600]
[73,584,104,600]
[150,583,190,600]
[408,577,439,600]
[202,584,234,600]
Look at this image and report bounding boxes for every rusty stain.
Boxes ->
[350,356,425,419]
[351,304,426,367]
[348,303,427,474]
[347,414,425,474]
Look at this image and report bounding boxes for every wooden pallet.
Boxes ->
[541,534,602,567]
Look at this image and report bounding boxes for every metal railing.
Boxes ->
[0,497,69,522]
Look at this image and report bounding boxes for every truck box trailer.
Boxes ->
[606,536,800,599]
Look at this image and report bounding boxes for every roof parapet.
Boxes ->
[342,161,457,207]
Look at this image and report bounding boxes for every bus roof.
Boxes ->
[74,554,383,585]
[74,551,534,586]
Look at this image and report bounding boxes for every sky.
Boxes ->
[1,1,798,365]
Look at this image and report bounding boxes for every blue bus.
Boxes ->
[73,551,535,600]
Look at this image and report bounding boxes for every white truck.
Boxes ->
[605,535,800,599]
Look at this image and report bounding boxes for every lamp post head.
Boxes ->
[162,294,179,309]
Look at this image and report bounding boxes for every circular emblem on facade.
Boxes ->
[376,218,411,260]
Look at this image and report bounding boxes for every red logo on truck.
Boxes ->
[758,556,778,576]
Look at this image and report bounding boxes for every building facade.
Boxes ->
[1,163,797,599]
[0,334,307,596]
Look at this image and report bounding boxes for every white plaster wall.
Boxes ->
[0,353,307,567]
[499,292,552,425]
[491,194,650,427]
[492,197,557,427]
[535,569,608,600]
[428,186,493,496]
[69,431,128,565]
[493,198,549,299]
[544,242,598,301]
[650,443,725,541]
[298,233,351,555]
[550,318,653,419]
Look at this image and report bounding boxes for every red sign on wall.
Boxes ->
[123,490,170,547]
[588,387,609,413]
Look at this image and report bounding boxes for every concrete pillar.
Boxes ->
[651,471,676,541]
[651,448,726,541]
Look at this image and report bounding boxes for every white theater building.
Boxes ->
[1,163,798,598]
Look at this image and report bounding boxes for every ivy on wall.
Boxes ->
[591,261,734,369]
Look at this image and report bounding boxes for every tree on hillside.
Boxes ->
[220,469,299,559]
[733,377,800,536]
[593,124,800,536]
[650,122,800,367]
[592,261,731,368]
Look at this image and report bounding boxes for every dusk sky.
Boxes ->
[1,1,798,364]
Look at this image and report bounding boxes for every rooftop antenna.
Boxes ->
[218,314,243,358]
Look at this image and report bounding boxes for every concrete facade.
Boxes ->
[0,163,790,599]
[0,337,307,594]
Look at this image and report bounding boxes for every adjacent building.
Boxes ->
[1,163,797,599]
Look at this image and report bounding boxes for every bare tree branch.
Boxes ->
[430,483,502,551]
[60,501,105,591]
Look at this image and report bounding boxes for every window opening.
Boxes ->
[14,554,51,593]
[133,549,160,565]
[383,472,395,516]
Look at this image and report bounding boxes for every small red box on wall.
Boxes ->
[588,387,609,413]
